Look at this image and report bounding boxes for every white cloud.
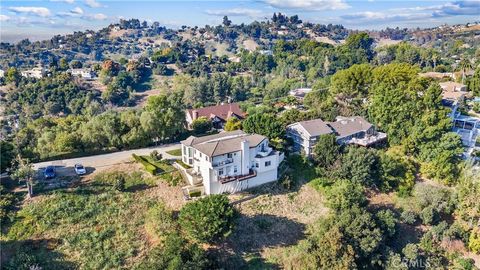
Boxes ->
[0,15,11,22]
[9,7,52,17]
[432,0,480,17]
[90,13,107,20]
[85,0,102,8]
[263,0,350,11]
[341,11,433,25]
[51,0,75,3]
[341,0,480,24]
[205,8,264,18]
[71,7,84,15]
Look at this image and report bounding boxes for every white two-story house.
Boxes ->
[180,130,283,195]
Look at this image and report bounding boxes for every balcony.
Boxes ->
[218,169,257,184]
[347,132,387,147]
[256,147,272,157]
[212,158,233,167]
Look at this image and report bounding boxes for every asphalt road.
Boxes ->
[33,143,182,177]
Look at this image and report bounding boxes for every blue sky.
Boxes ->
[1,0,479,42]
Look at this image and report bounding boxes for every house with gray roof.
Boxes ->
[286,116,387,156]
[180,130,283,195]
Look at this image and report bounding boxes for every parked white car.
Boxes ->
[74,164,86,175]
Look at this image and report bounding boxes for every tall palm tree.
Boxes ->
[459,58,473,84]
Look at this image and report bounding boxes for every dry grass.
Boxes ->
[218,182,328,266]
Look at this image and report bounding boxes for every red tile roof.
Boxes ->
[187,103,245,122]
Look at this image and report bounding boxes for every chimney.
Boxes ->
[241,139,249,175]
[192,110,198,120]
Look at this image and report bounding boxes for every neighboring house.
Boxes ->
[68,68,95,80]
[440,81,467,93]
[179,130,284,195]
[286,116,387,156]
[0,70,4,78]
[185,103,245,129]
[289,88,312,101]
[440,81,468,104]
[285,118,333,156]
[21,67,47,79]
[419,72,454,80]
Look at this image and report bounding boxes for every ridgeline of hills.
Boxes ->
[1,14,479,69]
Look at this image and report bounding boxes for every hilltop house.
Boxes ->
[179,130,283,195]
[68,68,95,80]
[289,88,312,101]
[185,103,245,130]
[286,116,387,156]
[21,67,47,79]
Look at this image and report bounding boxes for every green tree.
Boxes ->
[191,116,212,135]
[368,63,424,144]
[179,194,235,243]
[330,64,373,99]
[0,141,15,173]
[224,117,242,131]
[242,113,284,140]
[141,95,185,143]
[313,134,340,168]
[326,180,367,211]
[5,67,20,85]
[11,156,35,198]
[338,146,379,187]
[419,132,463,184]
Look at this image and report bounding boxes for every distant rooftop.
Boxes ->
[186,103,245,122]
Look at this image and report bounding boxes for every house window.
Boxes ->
[227,153,233,158]
[265,161,271,167]
[199,152,202,158]
[234,166,238,173]
[255,163,259,168]
[205,156,208,161]
[218,169,224,175]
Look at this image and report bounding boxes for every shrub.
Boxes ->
[150,150,162,162]
[179,194,236,243]
[191,116,212,135]
[112,177,126,191]
[135,232,209,269]
[468,229,480,254]
[325,180,367,211]
[402,244,419,261]
[400,210,417,225]
[420,206,438,225]
[132,154,158,175]
[375,209,397,238]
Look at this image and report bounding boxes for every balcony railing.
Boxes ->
[218,169,257,184]
[212,158,233,167]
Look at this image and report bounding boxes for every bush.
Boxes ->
[112,177,126,191]
[420,206,438,225]
[135,232,209,269]
[400,210,417,225]
[325,180,367,211]
[132,154,158,175]
[179,194,236,243]
[191,116,212,135]
[150,150,162,162]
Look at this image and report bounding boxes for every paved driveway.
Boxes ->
[33,143,181,177]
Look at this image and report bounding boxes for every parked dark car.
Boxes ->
[44,166,56,179]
